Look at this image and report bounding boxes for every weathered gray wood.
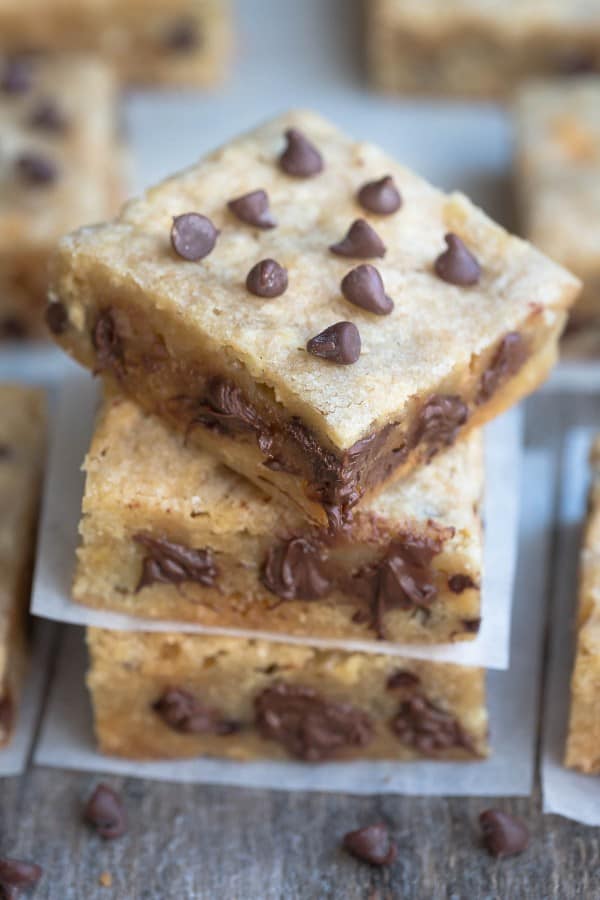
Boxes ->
[1,398,599,900]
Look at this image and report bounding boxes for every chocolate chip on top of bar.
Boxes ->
[49,110,580,528]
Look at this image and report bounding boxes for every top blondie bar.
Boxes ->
[48,111,580,528]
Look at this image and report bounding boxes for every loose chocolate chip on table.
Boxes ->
[434,233,481,286]
[84,784,127,840]
[246,259,288,298]
[0,858,43,898]
[45,301,68,335]
[134,533,218,591]
[357,175,402,215]
[255,682,373,761]
[163,18,201,52]
[448,573,476,593]
[279,128,323,177]
[16,152,58,186]
[479,809,529,858]
[307,321,361,364]
[29,99,69,133]
[153,687,239,735]
[0,58,33,93]
[330,219,386,259]
[261,537,331,600]
[228,189,276,228]
[342,823,397,867]
[341,264,393,315]
[170,213,218,261]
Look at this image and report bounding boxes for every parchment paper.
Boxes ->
[542,429,600,826]
[34,448,550,795]
[31,375,522,668]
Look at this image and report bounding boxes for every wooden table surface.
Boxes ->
[1,395,599,900]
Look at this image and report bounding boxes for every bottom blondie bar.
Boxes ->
[86,628,488,762]
[0,385,45,747]
[565,438,600,774]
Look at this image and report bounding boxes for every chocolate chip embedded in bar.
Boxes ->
[0,1,232,87]
[86,628,489,762]
[48,110,580,527]
[367,0,600,99]
[0,54,121,339]
[73,394,484,646]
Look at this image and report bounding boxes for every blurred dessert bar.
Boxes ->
[0,1,231,87]
[47,110,580,528]
[0,55,121,338]
[86,627,489,761]
[565,437,600,774]
[74,393,484,645]
[0,385,46,748]
[515,78,600,323]
[367,1,600,98]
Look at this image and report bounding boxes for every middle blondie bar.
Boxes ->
[74,394,484,645]
[48,110,579,528]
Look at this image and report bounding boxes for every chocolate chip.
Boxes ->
[350,535,442,639]
[448,574,476,593]
[477,332,527,404]
[307,321,361,365]
[84,784,127,840]
[92,309,124,379]
[163,18,201,52]
[0,317,28,340]
[342,823,397,867]
[186,377,263,438]
[261,537,331,600]
[0,858,42,898]
[413,395,469,460]
[170,213,218,261]
[0,58,33,94]
[479,810,529,858]
[29,99,69,133]
[255,682,373,761]
[330,219,386,259]
[340,264,393,315]
[16,152,58,186]
[228,189,276,229]
[45,301,68,335]
[134,533,218,591]
[246,259,288,298]
[357,176,402,215]
[386,669,420,691]
[279,128,323,177]
[462,618,481,633]
[153,687,239,735]
[0,445,12,461]
[557,51,598,75]
[391,694,473,754]
[434,233,481,286]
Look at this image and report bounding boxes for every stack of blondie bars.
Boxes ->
[46,110,580,763]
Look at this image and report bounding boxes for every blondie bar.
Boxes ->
[0,1,231,87]
[515,78,600,322]
[48,111,579,528]
[74,394,484,644]
[0,385,46,748]
[0,55,121,338]
[86,627,488,762]
[565,438,600,774]
[367,0,600,99]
